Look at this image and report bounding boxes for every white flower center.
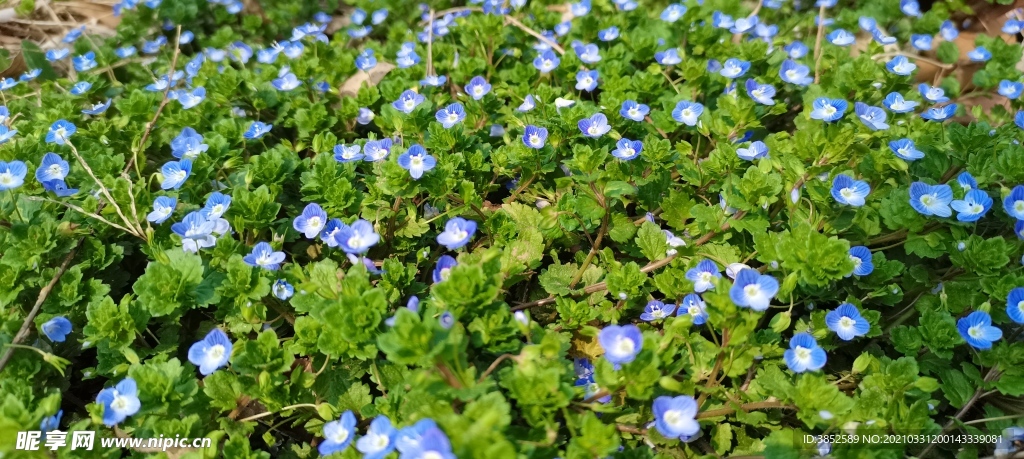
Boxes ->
[682,109,693,118]
[688,305,701,316]
[588,126,598,135]
[786,69,798,80]
[440,268,451,281]
[529,134,540,146]
[970,204,982,213]
[795,347,811,361]
[332,427,350,444]
[411,156,423,167]
[307,216,321,229]
[348,234,366,248]
[921,195,935,207]
[968,326,983,338]
[111,395,129,411]
[628,108,639,117]
[823,105,836,116]
[840,188,854,199]
[663,410,684,428]
[839,317,854,329]
[615,337,635,355]
[447,113,458,122]
[744,285,760,298]
[1015,201,1024,213]
[208,344,225,360]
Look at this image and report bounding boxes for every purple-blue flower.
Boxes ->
[598,324,642,366]
[729,269,778,311]
[957,311,1002,350]
[243,242,286,270]
[187,328,233,375]
[437,217,476,250]
[640,300,676,321]
[578,113,611,137]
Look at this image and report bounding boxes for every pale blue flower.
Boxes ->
[780,60,812,85]
[187,328,232,375]
[831,174,870,207]
[854,102,889,130]
[96,378,141,427]
[575,70,598,92]
[809,98,847,122]
[909,182,953,217]
[686,259,721,293]
[397,144,436,179]
[244,121,272,140]
[335,219,380,254]
[437,217,476,249]
[737,141,768,161]
[578,113,611,137]
[147,196,176,224]
[41,317,72,342]
[951,189,992,222]
[319,411,357,456]
[784,333,827,372]
[620,100,649,122]
[672,101,703,126]
[652,396,700,440]
[957,311,1002,350]
[522,125,548,149]
[393,89,426,114]
[883,92,919,113]
[612,138,642,161]
[729,269,778,311]
[598,324,642,366]
[465,76,491,100]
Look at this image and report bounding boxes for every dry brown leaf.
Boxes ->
[338,61,395,97]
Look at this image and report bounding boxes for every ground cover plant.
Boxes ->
[2,0,1024,457]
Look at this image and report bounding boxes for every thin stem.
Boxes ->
[126,26,182,177]
[812,5,826,84]
[477,354,518,383]
[65,141,141,238]
[505,15,564,54]
[0,240,82,372]
[237,404,321,423]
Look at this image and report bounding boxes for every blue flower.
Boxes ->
[35,152,69,183]
[465,76,491,100]
[654,48,682,65]
[620,100,649,122]
[160,159,192,190]
[393,89,426,114]
[533,50,560,73]
[611,138,642,161]
[831,174,870,207]
[1004,19,1024,34]
[678,293,708,325]
[640,300,676,321]
[331,146,364,163]
[293,203,327,239]
[0,78,16,91]
[998,80,1023,99]
[909,182,953,217]
[1006,287,1024,324]
[598,26,619,41]
[780,60,812,86]
[827,29,855,46]
[363,138,392,162]
[660,3,686,22]
[826,303,871,341]
[968,47,991,62]
[578,113,611,137]
[522,125,548,149]
[957,171,978,191]
[911,34,933,51]
[886,55,916,75]
[243,242,286,270]
[46,119,76,145]
[882,92,919,113]
[356,416,398,459]
[809,98,848,122]
[1003,185,1024,220]
[744,79,776,105]
[319,411,357,456]
[82,99,112,115]
[201,192,231,219]
[19,68,39,81]
[73,51,96,71]
[719,58,750,79]
[951,189,992,222]
[575,375,610,403]
[598,324,642,366]
[652,395,700,440]
[575,70,598,92]
[438,311,455,329]
[889,138,925,161]
[575,43,601,64]
[432,102,467,130]
[712,11,734,29]
[957,311,1002,350]
[272,72,301,91]
[736,141,769,161]
[686,259,721,293]
[398,144,437,180]
[784,41,808,59]
[1016,111,1024,130]
[672,101,704,126]
[730,15,757,34]
[901,0,921,16]
[147,196,176,224]
[872,29,897,46]
[335,219,380,254]
[96,378,141,427]
[244,121,272,140]
[730,269,778,311]
[69,81,91,95]
[437,217,476,250]
[171,127,208,160]
[784,333,827,373]
[356,50,377,71]
[41,316,72,342]
[755,23,778,41]
[848,246,874,276]
[172,211,216,253]
[40,410,62,433]
[396,425,455,459]
[432,255,458,283]
[854,102,889,131]
[273,279,294,300]
[921,104,957,121]
[46,48,70,61]
[918,83,949,103]
[421,74,447,87]
[187,328,232,376]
